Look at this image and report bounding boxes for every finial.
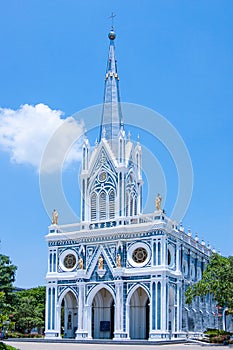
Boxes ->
[137,134,140,143]
[187,227,192,237]
[195,233,199,242]
[108,12,116,40]
[102,127,106,139]
[179,221,184,232]
[201,239,205,246]
[108,12,116,29]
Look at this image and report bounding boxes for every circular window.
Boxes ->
[128,242,150,267]
[63,254,76,269]
[132,247,148,263]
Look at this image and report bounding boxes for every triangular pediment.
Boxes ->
[85,245,115,280]
[88,141,117,178]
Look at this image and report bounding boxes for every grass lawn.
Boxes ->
[0,343,19,350]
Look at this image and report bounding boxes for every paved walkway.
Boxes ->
[4,341,231,350]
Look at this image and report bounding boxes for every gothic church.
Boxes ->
[45,28,218,340]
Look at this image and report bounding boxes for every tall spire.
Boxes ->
[99,28,123,143]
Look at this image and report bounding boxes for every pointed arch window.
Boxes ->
[99,191,106,220]
[134,197,137,216]
[130,194,134,216]
[91,192,97,221]
[109,189,115,219]
[126,191,129,217]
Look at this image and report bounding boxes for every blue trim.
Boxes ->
[52,288,55,329]
[157,282,161,330]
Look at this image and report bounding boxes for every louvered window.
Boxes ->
[109,190,115,219]
[134,197,137,215]
[91,192,97,221]
[99,191,106,220]
[126,191,129,217]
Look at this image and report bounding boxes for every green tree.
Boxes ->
[185,253,233,309]
[13,286,46,334]
[0,254,17,335]
[0,254,17,306]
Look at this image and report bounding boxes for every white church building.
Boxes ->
[44,28,218,340]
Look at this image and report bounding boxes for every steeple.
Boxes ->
[99,28,123,143]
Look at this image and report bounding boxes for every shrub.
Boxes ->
[0,342,19,350]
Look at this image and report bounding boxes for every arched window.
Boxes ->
[99,191,106,220]
[126,191,129,217]
[91,192,97,221]
[134,197,137,215]
[49,253,52,272]
[109,189,115,219]
[130,194,134,216]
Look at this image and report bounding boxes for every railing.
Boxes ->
[47,211,212,256]
[48,211,170,234]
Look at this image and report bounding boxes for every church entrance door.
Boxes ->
[129,287,149,339]
[92,288,114,339]
[60,291,78,339]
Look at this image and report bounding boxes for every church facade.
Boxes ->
[44,29,218,340]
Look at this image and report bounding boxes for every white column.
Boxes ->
[125,302,130,339]
[45,286,50,333]
[176,283,182,333]
[161,279,167,333]
[161,237,167,266]
[76,283,88,339]
[55,302,62,338]
[113,281,126,339]
[78,284,84,330]
[86,305,92,339]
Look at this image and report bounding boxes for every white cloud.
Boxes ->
[0,103,84,172]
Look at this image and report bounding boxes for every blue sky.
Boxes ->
[0,0,232,288]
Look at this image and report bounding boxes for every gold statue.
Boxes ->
[78,257,83,270]
[155,194,162,211]
[116,254,121,268]
[52,209,58,225]
[98,256,104,270]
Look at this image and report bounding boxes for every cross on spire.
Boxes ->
[108,12,116,29]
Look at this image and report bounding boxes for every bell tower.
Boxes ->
[80,28,143,225]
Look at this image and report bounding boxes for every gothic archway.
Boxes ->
[92,288,114,339]
[60,290,78,339]
[129,286,149,339]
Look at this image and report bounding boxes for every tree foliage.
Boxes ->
[0,254,17,334]
[12,286,46,333]
[0,254,17,304]
[185,253,233,309]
